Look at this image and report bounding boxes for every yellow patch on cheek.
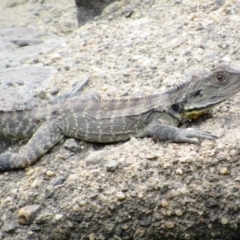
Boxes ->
[181,106,214,120]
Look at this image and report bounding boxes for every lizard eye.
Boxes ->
[216,74,227,83]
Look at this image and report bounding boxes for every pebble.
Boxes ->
[161,199,169,207]
[216,154,227,161]
[189,13,198,21]
[51,53,62,61]
[166,189,180,199]
[146,153,159,160]
[139,217,152,227]
[176,168,183,175]
[85,151,106,165]
[201,140,215,147]
[116,192,126,200]
[179,155,194,163]
[51,176,65,186]
[45,170,54,177]
[163,163,171,168]
[67,174,79,181]
[208,224,213,229]
[218,43,229,49]
[89,233,96,240]
[49,87,60,95]
[229,149,238,156]
[218,167,228,175]
[55,214,63,221]
[63,138,81,153]
[18,205,41,225]
[105,160,118,172]
[165,221,174,228]
[3,222,17,232]
[221,217,229,225]
[175,209,183,216]
[77,200,87,207]
[132,89,144,98]
[45,185,54,199]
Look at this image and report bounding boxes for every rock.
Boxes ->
[105,160,118,172]
[18,205,41,225]
[67,174,79,182]
[165,221,174,228]
[51,176,65,186]
[6,0,28,8]
[104,223,115,232]
[1,0,240,239]
[35,212,53,224]
[146,153,158,160]
[175,209,183,216]
[63,139,81,153]
[45,170,55,177]
[0,27,65,69]
[50,53,62,61]
[49,87,60,96]
[88,233,95,240]
[221,217,229,225]
[132,89,144,98]
[55,214,63,221]
[85,151,106,165]
[3,222,17,233]
[139,217,152,227]
[0,65,56,110]
[45,185,55,199]
[218,167,228,175]
[176,168,183,175]
[116,191,126,200]
[161,199,169,207]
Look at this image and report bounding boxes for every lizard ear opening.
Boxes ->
[172,104,180,112]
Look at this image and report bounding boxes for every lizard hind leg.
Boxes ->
[0,121,64,171]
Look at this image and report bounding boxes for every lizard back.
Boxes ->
[50,93,170,142]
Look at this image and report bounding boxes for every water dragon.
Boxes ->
[0,64,240,171]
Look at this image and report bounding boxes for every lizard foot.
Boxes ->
[176,128,217,144]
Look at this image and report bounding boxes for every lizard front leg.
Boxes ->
[146,123,217,144]
[0,121,64,171]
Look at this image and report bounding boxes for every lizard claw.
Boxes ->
[176,128,217,144]
[186,128,217,139]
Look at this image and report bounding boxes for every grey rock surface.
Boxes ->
[0,27,65,69]
[0,65,56,109]
[0,0,240,240]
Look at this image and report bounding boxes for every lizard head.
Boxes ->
[167,64,240,123]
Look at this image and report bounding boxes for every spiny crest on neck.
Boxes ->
[164,79,191,95]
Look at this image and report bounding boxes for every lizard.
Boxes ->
[0,64,240,171]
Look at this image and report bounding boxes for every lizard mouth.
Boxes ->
[169,100,224,122]
[180,105,216,120]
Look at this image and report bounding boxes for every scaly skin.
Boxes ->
[0,64,240,171]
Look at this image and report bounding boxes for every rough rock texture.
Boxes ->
[0,0,240,239]
[75,0,122,27]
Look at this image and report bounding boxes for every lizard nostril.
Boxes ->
[196,90,203,98]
